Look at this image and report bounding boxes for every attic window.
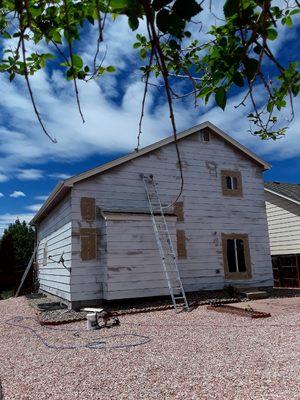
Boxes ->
[201,130,210,142]
[221,170,243,197]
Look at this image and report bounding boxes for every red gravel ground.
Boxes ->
[0,296,299,400]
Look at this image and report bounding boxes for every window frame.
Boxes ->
[201,129,210,143]
[221,233,252,280]
[221,170,243,197]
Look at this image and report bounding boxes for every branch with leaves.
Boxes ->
[0,0,299,142]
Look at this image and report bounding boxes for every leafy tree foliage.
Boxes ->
[0,0,299,141]
[0,220,35,291]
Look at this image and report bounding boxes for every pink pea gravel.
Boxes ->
[0,296,299,400]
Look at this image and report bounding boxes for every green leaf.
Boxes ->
[223,0,239,19]
[140,48,147,59]
[110,0,128,10]
[71,54,83,69]
[156,8,170,33]
[215,87,227,110]
[267,28,277,40]
[106,65,116,73]
[290,9,300,16]
[3,31,11,39]
[52,31,62,44]
[232,71,244,87]
[152,0,172,11]
[243,57,259,80]
[133,42,141,48]
[128,15,139,31]
[173,0,202,20]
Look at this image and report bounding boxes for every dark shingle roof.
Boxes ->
[264,182,300,203]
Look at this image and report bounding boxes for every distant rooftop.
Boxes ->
[265,181,300,203]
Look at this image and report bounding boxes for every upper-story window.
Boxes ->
[221,170,243,197]
[201,130,210,142]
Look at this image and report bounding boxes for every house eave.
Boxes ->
[30,182,72,225]
[264,187,300,206]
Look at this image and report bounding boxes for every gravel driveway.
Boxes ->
[0,296,299,400]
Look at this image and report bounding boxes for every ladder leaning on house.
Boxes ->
[141,173,189,312]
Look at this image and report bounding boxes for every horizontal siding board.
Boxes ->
[266,192,300,256]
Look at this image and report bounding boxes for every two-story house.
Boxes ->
[31,121,273,308]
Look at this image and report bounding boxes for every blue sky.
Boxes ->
[0,5,300,235]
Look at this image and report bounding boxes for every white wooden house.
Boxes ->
[265,182,300,288]
[31,121,273,308]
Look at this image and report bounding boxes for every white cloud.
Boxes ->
[0,213,34,236]
[17,168,43,180]
[0,192,4,198]
[9,191,26,198]
[0,173,9,182]
[26,203,43,212]
[0,13,299,180]
[35,194,49,201]
[48,172,72,180]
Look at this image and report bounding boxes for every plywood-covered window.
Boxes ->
[222,234,251,279]
[221,170,243,197]
[80,197,96,221]
[80,228,97,261]
[177,230,187,259]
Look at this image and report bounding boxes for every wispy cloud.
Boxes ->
[48,172,71,180]
[17,168,43,180]
[9,191,26,198]
[0,173,9,182]
[0,192,4,198]
[35,194,49,201]
[26,203,43,212]
[0,13,299,181]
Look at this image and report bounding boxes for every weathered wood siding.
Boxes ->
[36,194,72,301]
[70,207,106,303]
[265,191,300,255]
[71,130,273,300]
[104,214,177,300]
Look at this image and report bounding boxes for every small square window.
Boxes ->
[226,176,238,190]
[221,170,243,197]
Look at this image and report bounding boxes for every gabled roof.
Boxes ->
[264,182,300,206]
[31,121,270,224]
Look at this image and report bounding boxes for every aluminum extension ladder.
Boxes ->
[141,173,189,312]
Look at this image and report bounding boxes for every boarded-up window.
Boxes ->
[43,243,48,266]
[177,230,187,259]
[174,202,184,222]
[221,170,243,197]
[222,233,251,279]
[80,197,96,221]
[80,228,97,261]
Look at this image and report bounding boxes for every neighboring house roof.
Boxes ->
[264,182,300,206]
[31,121,270,224]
